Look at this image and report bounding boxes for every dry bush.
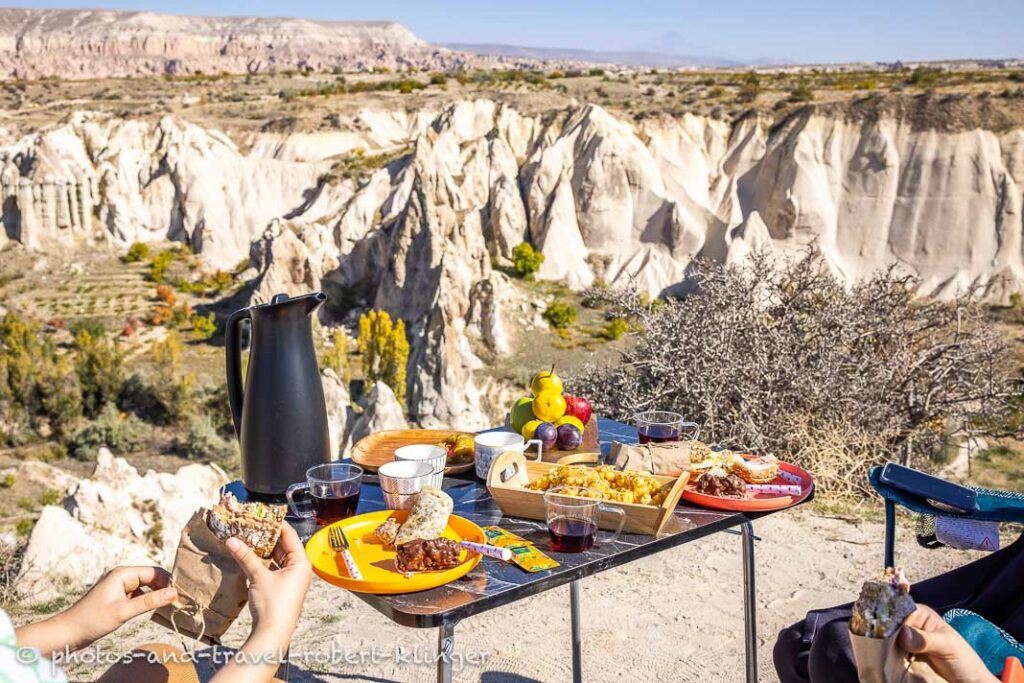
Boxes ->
[0,537,26,610]
[780,415,894,504]
[574,251,1016,501]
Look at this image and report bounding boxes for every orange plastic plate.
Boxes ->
[307,510,485,594]
[681,459,814,512]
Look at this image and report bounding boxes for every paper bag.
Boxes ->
[850,630,946,683]
[610,441,692,476]
[152,509,255,642]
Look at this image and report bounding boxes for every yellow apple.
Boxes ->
[533,389,567,422]
[521,419,544,439]
[530,366,564,396]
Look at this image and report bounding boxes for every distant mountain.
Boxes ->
[0,8,473,79]
[444,43,742,68]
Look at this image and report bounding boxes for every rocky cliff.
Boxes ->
[0,8,467,79]
[2,99,1022,426]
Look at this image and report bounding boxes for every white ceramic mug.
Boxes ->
[394,444,447,489]
[474,431,543,479]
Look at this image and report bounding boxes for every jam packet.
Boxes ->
[482,526,559,572]
[482,526,532,549]
[509,544,560,573]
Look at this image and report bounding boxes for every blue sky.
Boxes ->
[11,0,1024,63]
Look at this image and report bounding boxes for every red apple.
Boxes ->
[564,394,592,425]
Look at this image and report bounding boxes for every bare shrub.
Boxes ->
[574,251,1016,500]
[0,537,27,610]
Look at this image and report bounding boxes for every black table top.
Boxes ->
[225,417,811,628]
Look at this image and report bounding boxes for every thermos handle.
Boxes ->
[225,307,252,440]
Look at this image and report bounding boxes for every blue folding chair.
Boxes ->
[868,465,1024,568]
[868,465,1024,680]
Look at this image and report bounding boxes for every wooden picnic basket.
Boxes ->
[486,450,689,535]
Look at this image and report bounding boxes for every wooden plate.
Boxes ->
[350,429,476,475]
[307,510,484,594]
[681,460,814,512]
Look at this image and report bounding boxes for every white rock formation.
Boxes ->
[321,369,352,458]
[4,98,1024,427]
[17,449,229,603]
[0,9,471,79]
[349,382,409,444]
[0,460,78,494]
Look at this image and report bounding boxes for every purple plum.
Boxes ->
[534,422,558,451]
[556,424,582,450]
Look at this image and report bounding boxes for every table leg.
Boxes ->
[570,579,582,683]
[438,621,456,683]
[741,521,758,683]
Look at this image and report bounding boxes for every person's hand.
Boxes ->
[211,523,310,683]
[57,566,176,652]
[225,521,311,646]
[899,605,999,683]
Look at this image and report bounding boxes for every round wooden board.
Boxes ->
[350,429,476,475]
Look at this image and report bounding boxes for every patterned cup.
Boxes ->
[378,460,434,494]
[474,431,543,479]
[394,445,447,489]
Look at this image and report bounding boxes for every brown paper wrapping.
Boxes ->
[850,629,946,683]
[152,509,265,642]
[610,441,692,476]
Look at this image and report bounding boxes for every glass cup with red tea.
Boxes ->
[634,410,700,444]
[543,486,625,553]
[286,463,363,527]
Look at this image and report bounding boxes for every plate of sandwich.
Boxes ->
[681,451,814,511]
[307,487,486,594]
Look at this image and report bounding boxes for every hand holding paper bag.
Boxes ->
[850,568,996,682]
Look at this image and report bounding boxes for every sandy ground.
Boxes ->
[56,508,1003,683]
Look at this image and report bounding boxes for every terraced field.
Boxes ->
[0,248,151,328]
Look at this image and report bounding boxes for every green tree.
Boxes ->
[39,356,83,439]
[148,250,175,283]
[908,67,941,88]
[602,317,629,340]
[738,71,761,103]
[0,312,90,441]
[149,331,197,424]
[358,311,409,406]
[322,328,353,385]
[543,301,578,329]
[73,329,124,418]
[789,81,814,102]
[512,242,545,279]
[69,403,148,461]
[123,242,150,263]
[191,312,217,340]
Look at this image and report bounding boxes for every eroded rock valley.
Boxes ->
[2,98,1023,427]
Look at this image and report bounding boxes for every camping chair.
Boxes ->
[869,465,1024,682]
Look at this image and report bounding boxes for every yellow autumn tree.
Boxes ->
[357,310,409,406]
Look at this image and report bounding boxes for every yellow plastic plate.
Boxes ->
[307,509,485,594]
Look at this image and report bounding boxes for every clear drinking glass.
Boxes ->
[543,486,625,553]
[286,463,363,526]
[634,411,699,444]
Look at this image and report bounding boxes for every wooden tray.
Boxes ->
[351,429,475,475]
[486,450,689,535]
